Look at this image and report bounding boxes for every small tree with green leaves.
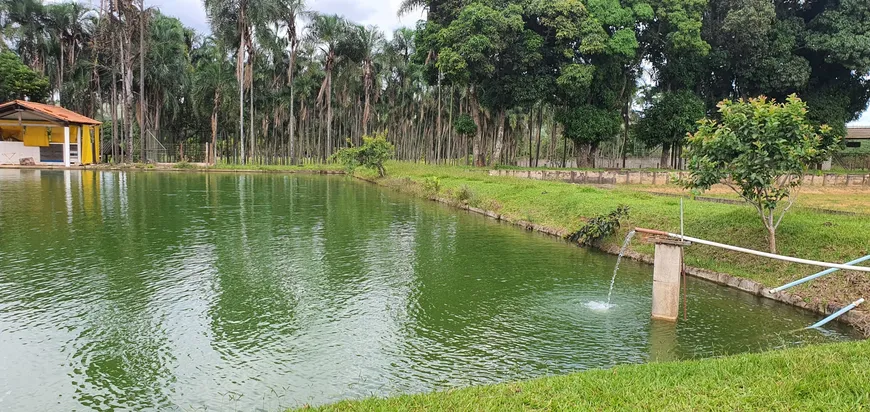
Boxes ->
[683,95,837,253]
[454,114,477,163]
[331,132,395,177]
[0,52,49,103]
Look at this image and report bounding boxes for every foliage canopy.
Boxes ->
[0,51,49,102]
[683,95,838,253]
[330,132,396,177]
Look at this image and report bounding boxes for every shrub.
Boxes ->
[422,176,442,195]
[330,132,395,177]
[455,185,474,204]
[566,205,630,246]
[174,161,195,169]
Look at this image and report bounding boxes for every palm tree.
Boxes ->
[43,2,94,102]
[307,13,348,159]
[356,25,384,137]
[2,0,49,74]
[396,0,427,17]
[278,0,305,164]
[192,38,236,163]
[203,0,278,163]
[145,13,189,149]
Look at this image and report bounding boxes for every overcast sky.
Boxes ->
[116,0,427,38]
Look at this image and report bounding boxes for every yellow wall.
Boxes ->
[81,126,100,164]
[0,125,24,142]
[0,121,101,164]
[23,126,50,147]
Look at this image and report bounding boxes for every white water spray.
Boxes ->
[585,230,637,311]
[606,230,637,306]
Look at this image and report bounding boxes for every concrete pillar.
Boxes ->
[649,319,678,362]
[63,126,70,167]
[652,240,687,321]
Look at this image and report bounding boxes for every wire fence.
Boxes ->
[832,153,870,171]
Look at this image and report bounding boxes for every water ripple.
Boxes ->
[0,170,860,411]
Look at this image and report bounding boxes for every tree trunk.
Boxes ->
[470,86,484,167]
[139,3,146,162]
[660,144,671,169]
[238,29,246,164]
[528,111,533,167]
[211,95,218,164]
[122,33,134,163]
[768,225,777,254]
[288,47,296,164]
[111,71,118,163]
[622,101,630,169]
[491,109,506,166]
[534,108,543,167]
[575,140,592,168]
[249,70,254,163]
[326,72,332,161]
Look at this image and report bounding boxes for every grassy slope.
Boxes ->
[354,162,870,310]
[308,340,870,411]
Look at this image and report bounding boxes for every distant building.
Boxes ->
[845,127,870,152]
[0,100,101,167]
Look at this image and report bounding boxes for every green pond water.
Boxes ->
[0,170,859,410]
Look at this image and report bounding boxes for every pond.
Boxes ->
[0,170,859,410]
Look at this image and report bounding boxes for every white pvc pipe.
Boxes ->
[771,254,870,292]
[659,232,870,273]
[807,298,865,329]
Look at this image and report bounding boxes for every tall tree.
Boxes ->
[307,13,350,160]
[278,0,305,164]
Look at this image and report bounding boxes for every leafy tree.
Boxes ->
[430,2,525,166]
[330,132,395,177]
[635,90,705,168]
[453,113,476,138]
[558,104,622,167]
[191,38,236,163]
[683,95,837,253]
[203,0,280,163]
[0,51,49,102]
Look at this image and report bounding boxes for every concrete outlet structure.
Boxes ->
[652,240,689,321]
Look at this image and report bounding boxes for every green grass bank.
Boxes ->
[350,162,869,313]
[302,339,870,411]
[203,161,870,316]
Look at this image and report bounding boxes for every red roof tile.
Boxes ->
[0,100,101,125]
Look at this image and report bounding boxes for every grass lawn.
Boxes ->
[349,162,870,310]
[639,184,870,215]
[304,339,870,411]
[207,161,345,172]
